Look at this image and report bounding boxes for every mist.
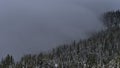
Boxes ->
[0,0,119,60]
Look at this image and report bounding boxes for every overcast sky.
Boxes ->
[0,0,120,60]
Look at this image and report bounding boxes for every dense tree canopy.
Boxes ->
[102,10,120,28]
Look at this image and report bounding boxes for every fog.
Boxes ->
[0,0,119,60]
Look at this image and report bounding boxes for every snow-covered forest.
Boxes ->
[0,10,120,68]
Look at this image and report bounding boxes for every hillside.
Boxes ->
[0,10,120,68]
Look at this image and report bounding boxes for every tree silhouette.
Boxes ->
[102,10,120,28]
[1,54,14,68]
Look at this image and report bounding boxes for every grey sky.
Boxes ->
[0,0,119,60]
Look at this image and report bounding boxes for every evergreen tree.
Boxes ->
[1,54,14,68]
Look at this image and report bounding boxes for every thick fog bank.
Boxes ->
[0,0,119,60]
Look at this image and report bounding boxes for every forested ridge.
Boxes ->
[1,10,120,68]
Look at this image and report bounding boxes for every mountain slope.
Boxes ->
[1,10,120,68]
